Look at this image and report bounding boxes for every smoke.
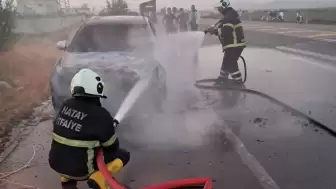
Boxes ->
[154,31,204,112]
[120,31,220,151]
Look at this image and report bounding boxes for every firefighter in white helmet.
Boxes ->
[48,68,130,189]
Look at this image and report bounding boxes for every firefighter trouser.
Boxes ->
[60,148,130,189]
[220,47,244,81]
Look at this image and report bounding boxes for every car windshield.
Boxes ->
[67,23,152,52]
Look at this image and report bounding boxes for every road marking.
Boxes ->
[307,33,336,38]
[291,56,336,73]
[257,28,279,31]
[199,94,280,189]
[276,46,336,62]
[244,25,265,29]
[244,24,264,27]
[245,25,273,28]
[323,39,336,42]
[212,120,280,189]
[277,30,317,34]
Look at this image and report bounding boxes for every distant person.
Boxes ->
[177,8,189,31]
[172,7,178,15]
[189,5,200,31]
[296,11,303,23]
[163,7,177,34]
[296,12,300,22]
[279,11,284,21]
[172,7,179,30]
[269,11,277,20]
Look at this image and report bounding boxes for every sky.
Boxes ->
[69,0,271,10]
[69,0,336,11]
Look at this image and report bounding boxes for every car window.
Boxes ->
[67,23,152,52]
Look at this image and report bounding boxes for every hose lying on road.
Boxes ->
[195,79,336,138]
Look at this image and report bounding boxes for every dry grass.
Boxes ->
[0,39,61,131]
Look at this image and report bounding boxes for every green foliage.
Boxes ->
[0,0,15,51]
[100,0,129,16]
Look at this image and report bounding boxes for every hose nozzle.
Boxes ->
[112,119,119,128]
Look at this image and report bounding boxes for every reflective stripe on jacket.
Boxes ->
[218,23,246,50]
[49,98,119,177]
[53,133,117,174]
[215,7,246,51]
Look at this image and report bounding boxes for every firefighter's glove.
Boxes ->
[204,27,217,35]
[112,119,119,129]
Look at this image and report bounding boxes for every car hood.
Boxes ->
[62,51,157,78]
[53,51,158,114]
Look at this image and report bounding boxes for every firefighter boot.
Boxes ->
[61,177,78,189]
[215,68,230,85]
[87,171,106,189]
[87,158,124,189]
[215,76,230,85]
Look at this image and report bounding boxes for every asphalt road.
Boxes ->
[201,19,336,61]
[1,20,336,189]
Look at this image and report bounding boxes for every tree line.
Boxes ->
[99,0,134,16]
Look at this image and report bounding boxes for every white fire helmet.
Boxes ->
[70,68,107,99]
[214,0,231,8]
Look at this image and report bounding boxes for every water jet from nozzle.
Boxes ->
[114,76,151,123]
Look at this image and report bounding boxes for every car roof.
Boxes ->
[85,16,149,26]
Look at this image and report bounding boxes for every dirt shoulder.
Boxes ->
[0,41,60,131]
[0,26,76,147]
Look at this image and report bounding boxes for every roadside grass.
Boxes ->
[0,22,80,134]
[0,38,61,133]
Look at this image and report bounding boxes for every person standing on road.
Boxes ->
[189,5,200,31]
[172,7,178,16]
[296,11,303,23]
[204,0,246,83]
[172,7,179,32]
[163,7,177,34]
[177,8,189,32]
[280,11,284,21]
[49,69,130,189]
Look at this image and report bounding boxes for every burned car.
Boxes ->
[51,16,166,117]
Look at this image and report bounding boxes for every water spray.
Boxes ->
[114,75,152,123]
[113,31,206,126]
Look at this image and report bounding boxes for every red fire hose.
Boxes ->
[97,149,213,189]
[142,177,212,189]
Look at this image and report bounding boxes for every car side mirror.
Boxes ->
[56,40,67,50]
